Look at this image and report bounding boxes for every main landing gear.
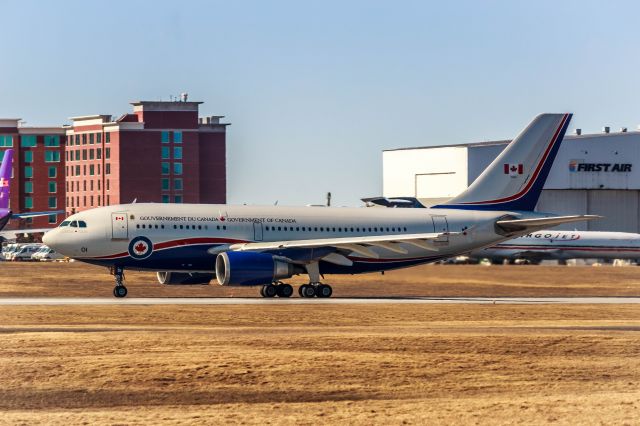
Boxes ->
[110,266,128,298]
[298,283,333,298]
[260,281,294,298]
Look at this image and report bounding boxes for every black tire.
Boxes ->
[114,286,127,298]
[277,284,293,298]
[263,285,277,298]
[260,286,266,297]
[300,285,315,298]
[316,284,333,298]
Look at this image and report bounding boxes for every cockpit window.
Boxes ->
[59,221,70,227]
[79,221,87,228]
[70,221,78,228]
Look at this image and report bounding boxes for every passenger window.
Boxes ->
[179,225,184,229]
[223,225,226,230]
[174,225,177,229]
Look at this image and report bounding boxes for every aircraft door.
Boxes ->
[431,215,449,243]
[253,222,264,241]
[112,212,128,240]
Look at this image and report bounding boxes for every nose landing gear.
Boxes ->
[110,266,128,298]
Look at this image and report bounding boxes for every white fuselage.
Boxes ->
[43,203,539,274]
[473,230,640,261]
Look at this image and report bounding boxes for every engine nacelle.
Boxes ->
[156,272,214,285]
[215,251,295,286]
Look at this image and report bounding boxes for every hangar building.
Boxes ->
[383,128,640,232]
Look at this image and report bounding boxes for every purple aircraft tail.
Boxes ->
[0,149,13,209]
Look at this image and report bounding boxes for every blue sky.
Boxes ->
[1,0,639,206]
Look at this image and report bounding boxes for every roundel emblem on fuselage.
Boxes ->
[128,236,153,260]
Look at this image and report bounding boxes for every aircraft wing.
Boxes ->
[0,227,53,239]
[228,232,459,258]
[496,215,600,233]
[11,210,64,219]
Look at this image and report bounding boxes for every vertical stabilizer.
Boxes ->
[0,149,12,209]
[435,113,571,211]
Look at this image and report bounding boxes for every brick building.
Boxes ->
[0,99,228,232]
[0,119,66,230]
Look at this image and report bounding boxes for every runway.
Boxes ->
[0,296,639,305]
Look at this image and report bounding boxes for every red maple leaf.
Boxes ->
[135,242,147,253]
[219,216,226,221]
[510,165,517,172]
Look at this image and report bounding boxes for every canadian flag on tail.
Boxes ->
[504,163,523,178]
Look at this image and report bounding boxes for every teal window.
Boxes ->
[48,214,57,224]
[174,195,182,203]
[0,151,5,161]
[161,131,170,143]
[173,146,182,160]
[24,166,33,178]
[24,151,33,163]
[44,135,60,147]
[173,162,182,175]
[162,194,170,203]
[75,150,80,161]
[48,197,57,208]
[161,146,170,159]
[105,148,110,159]
[21,135,37,147]
[161,178,170,190]
[48,166,56,178]
[105,132,110,143]
[174,178,183,190]
[45,151,60,162]
[48,182,56,193]
[89,134,94,144]
[0,135,13,147]
[24,181,33,193]
[161,162,170,175]
[174,131,182,143]
[24,197,33,209]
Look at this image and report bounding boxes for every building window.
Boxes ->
[89,165,95,175]
[48,197,57,208]
[173,162,182,175]
[48,182,56,193]
[24,166,33,178]
[75,165,80,175]
[21,135,37,147]
[75,150,80,161]
[82,149,87,160]
[161,146,170,160]
[105,163,111,175]
[0,135,13,147]
[45,151,61,162]
[74,134,79,145]
[97,133,102,144]
[162,194,170,203]
[173,146,182,160]
[161,178,170,191]
[48,214,57,224]
[161,162,170,175]
[105,132,110,144]
[24,151,33,163]
[174,178,183,190]
[82,134,87,145]
[89,149,94,160]
[106,179,110,190]
[174,131,182,143]
[161,131,170,143]
[24,181,33,193]
[105,148,111,159]
[97,148,102,159]
[89,134,94,144]
[24,197,33,209]
[174,195,183,203]
[44,135,60,147]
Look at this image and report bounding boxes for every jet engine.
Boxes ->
[215,251,297,286]
[156,272,214,285]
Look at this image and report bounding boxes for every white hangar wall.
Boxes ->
[383,130,640,232]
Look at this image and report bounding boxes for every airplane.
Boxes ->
[0,149,65,240]
[470,230,640,264]
[44,113,599,298]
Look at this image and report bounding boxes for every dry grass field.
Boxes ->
[0,262,639,424]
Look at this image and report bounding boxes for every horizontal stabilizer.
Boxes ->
[496,215,601,233]
[11,210,65,219]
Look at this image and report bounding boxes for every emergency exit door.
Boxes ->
[253,222,264,241]
[431,215,449,243]
[112,212,128,239]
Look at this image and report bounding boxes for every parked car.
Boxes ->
[31,245,65,261]
[10,244,43,261]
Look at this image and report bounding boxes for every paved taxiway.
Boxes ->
[0,296,639,305]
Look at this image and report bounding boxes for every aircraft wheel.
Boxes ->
[276,283,293,298]
[262,284,277,298]
[113,286,128,298]
[299,284,316,298]
[316,284,333,298]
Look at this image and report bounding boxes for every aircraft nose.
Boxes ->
[42,230,55,248]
